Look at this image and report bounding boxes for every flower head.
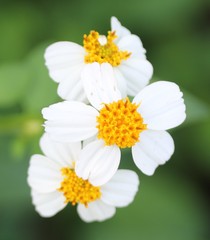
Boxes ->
[83,30,131,66]
[44,17,153,102]
[96,97,147,148]
[27,134,139,222]
[42,63,186,177]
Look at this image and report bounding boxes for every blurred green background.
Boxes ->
[0,0,210,239]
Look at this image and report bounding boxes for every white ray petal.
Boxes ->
[75,140,120,186]
[82,63,121,110]
[44,41,85,83]
[111,16,131,42]
[57,63,87,102]
[77,200,116,222]
[40,133,81,167]
[31,189,66,217]
[117,34,146,58]
[132,130,174,175]
[118,58,153,96]
[113,67,127,98]
[101,169,139,207]
[27,154,62,193]
[42,101,99,142]
[133,81,186,130]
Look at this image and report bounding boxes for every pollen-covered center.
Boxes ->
[58,168,101,207]
[96,98,147,148]
[83,31,131,66]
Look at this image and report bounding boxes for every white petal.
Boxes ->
[42,101,99,142]
[82,63,121,110]
[82,135,97,148]
[27,154,62,193]
[77,200,116,222]
[118,57,153,96]
[75,140,121,186]
[57,63,87,102]
[44,41,85,83]
[111,16,131,42]
[133,81,186,130]
[31,189,66,217]
[101,169,139,207]
[113,67,127,98]
[117,34,146,58]
[132,130,175,176]
[40,133,81,167]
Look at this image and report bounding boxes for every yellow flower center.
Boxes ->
[96,98,147,148]
[58,168,101,207]
[83,31,131,66]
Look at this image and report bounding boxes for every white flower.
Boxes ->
[42,63,186,177]
[27,134,139,222]
[44,16,153,102]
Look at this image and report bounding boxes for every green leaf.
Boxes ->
[22,43,59,113]
[0,63,30,107]
[177,120,210,173]
[0,5,46,60]
[183,90,210,126]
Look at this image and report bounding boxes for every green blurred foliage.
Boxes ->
[0,0,210,239]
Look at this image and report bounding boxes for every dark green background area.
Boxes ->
[0,0,210,239]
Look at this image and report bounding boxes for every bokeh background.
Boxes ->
[0,0,210,239]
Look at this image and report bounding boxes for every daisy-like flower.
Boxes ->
[42,63,186,177]
[27,133,139,222]
[44,16,153,102]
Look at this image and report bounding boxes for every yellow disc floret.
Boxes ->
[83,31,131,66]
[58,168,101,207]
[96,98,147,148]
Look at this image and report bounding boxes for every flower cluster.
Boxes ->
[27,17,186,222]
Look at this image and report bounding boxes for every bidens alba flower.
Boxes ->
[42,63,186,177]
[44,16,153,102]
[27,134,139,222]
